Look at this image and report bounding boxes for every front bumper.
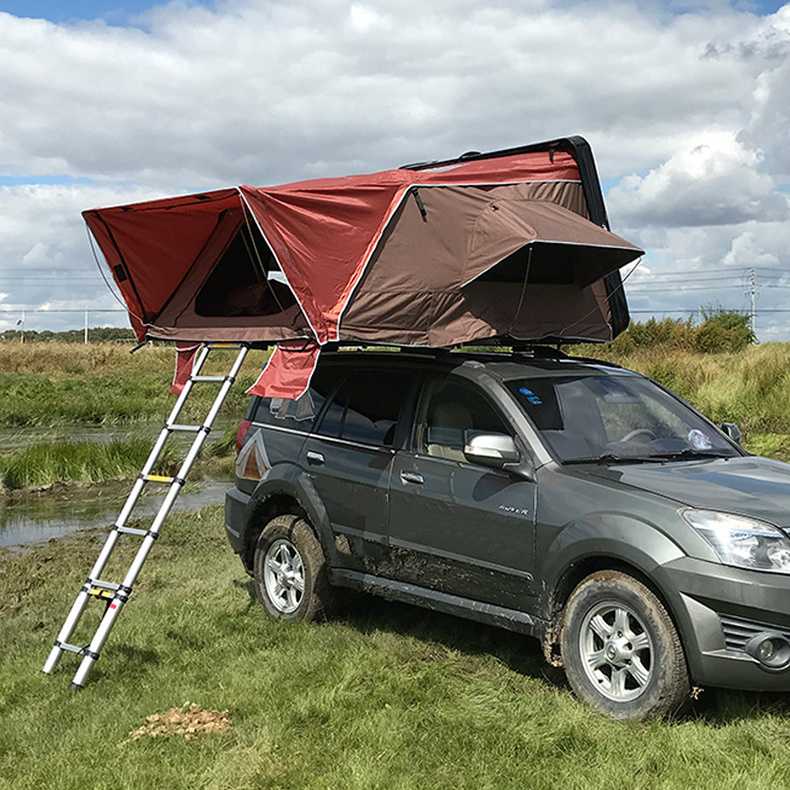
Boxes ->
[657,556,790,690]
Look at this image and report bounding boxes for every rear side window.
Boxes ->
[250,366,334,431]
[252,390,324,430]
[314,368,413,446]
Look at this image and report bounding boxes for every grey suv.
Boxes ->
[225,348,790,720]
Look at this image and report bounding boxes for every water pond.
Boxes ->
[0,418,237,548]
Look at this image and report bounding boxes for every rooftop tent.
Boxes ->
[83,137,642,395]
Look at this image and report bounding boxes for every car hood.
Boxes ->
[585,455,790,525]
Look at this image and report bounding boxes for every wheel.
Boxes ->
[560,571,690,721]
[621,428,657,443]
[253,514,335,622]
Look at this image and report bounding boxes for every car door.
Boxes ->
[299,364,415,573]
[387,372,537,610]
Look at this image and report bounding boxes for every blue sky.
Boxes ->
[0,1,208,23]
[1,0,789,337]
[1,0,787,24]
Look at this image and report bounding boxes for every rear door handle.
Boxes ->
[306,451,325,465]
[400,471,424,485]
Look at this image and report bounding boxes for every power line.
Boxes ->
[0,308,126,313]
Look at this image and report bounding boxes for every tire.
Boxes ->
[560,571,690,721]
[253,514,335,622]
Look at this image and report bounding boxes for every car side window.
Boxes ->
[418,377,509,462]
[252,390,325,430]
[314,367,413,447]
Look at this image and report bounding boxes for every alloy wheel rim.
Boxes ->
[579,600,654,702]
[263,538,305,614]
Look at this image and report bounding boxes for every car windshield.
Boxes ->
[506,373,740,463]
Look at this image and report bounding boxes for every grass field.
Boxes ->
[4,507,790,790]
[5,342,790,787]
[0,342,271,426]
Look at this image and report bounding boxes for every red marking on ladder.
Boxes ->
[110,603,117,610]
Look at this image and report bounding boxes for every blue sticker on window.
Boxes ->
[519,386,543,405]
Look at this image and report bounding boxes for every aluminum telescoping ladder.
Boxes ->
[43,342,249,689]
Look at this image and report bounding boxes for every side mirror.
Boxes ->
[721,422,743,445]
[463,433,521,468]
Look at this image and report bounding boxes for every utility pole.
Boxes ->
[84,308,89,344]
[747,268,758,337]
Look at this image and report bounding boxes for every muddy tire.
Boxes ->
[560,571,690,721]
[253,514,335,622]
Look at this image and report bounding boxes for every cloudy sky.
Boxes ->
[1,0,789,339]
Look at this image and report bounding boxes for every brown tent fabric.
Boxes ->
[338,181,640,346]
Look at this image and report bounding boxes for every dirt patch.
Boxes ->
[128,703,232,742]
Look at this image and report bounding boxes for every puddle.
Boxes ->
[0,476,233,548]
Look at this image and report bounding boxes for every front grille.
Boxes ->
[719,614,790,652]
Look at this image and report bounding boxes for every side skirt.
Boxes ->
[331,568,546,639]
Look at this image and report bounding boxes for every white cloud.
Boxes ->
[0,0,789,336]
[607,132,788,227]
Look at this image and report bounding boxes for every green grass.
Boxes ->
[3,507,790,790]
[0,429,237,491]
[0,438,180,490]
[0,342,270,427]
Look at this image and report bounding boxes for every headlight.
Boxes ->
[682,509,790,574]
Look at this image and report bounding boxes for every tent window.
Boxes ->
[474,244,575,285]
[195,223,297,317]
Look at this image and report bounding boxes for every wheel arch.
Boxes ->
[242,470,333,574]
[243,491,306,574]
[543,555,681,667]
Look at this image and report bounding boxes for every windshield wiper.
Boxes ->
[645,449,733,461]
[563,454,659,465]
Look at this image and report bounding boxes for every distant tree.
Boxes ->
[693,308,755,352]
[608,308,755,354]
[0,326,136,343]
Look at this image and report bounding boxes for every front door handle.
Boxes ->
[400,471,424,485]
[306,451,325,465]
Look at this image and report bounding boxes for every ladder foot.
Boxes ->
[69,681,84,693]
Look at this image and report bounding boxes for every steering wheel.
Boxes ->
[621,428,658,443]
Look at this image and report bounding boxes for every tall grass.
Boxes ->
[3,507,790,790]
[0,341,271,426]
[0,438,179,490]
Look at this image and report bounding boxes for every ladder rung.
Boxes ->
[167,423,203,432]
[59,642,86,655]
[191,375,227,383]
[89,580,120,592]
[115,525,149,537]
[88,588,115,600]
[144,474,174,483]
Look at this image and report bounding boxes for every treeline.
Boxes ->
[0,326,136,343]
[0,309,757,351]
[610,309,755,354]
